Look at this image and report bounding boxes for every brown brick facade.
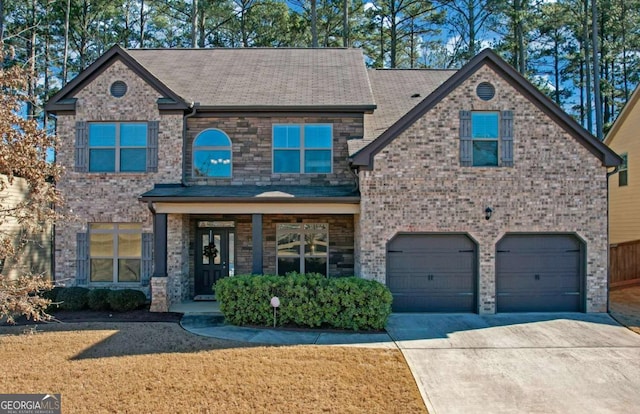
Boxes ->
[185,114,362,186]
[356,65,609,313]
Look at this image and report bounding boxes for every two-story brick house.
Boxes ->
[46,45,620,314]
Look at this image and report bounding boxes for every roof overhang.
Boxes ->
[192,104,377,114]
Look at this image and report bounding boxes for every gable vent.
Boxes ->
[110,81,128,98]
[476,82,495,101]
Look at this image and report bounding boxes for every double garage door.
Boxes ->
[387,233,583,313]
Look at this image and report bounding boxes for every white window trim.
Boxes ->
[89,223,142,284]
[276,223,329,276]
[272,124,334,174]
[471,111,500,167]
[192,128,233,178]
[88,122,147,173]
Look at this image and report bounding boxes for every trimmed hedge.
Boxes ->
[87,289,111,311]
[107,289,147,312]
[215,273,392,331]
[56,287,90,310]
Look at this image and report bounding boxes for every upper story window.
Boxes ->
[89,122,147,172]
[471,112,499,166]
[619,153,628,187]
[273,124,332,174]
[75,121,158,173]
[193,129,232,178]
[460,110,513,167]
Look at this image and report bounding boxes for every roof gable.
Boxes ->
[45,45,188,113]
[351,48,621,169]
[605,83,640,146]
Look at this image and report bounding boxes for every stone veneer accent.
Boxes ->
[356,65,609,313]
[54,59,183,293]
[185,114,363,186]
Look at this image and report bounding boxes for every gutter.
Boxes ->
[181,102,199,186]
[138,196,361,204]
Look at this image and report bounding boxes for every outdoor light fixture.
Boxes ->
[485,207,493,220]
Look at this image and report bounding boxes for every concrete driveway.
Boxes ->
[386,313,640,414]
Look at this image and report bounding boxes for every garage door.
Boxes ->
[496,234,583,312]
[387,234,477,312]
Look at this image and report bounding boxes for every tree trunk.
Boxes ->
[62,0,71,84]
[621,0,628,100]
[554,29,560,104]
[311,0,318,47]
[0,0,4,45]
[390,2,397,68]
[191,0,198,48]
[140,0,145,48]
[27,0,37,119]
[343,0,349,47]
[592,0,603,139]
[583,0,592,133]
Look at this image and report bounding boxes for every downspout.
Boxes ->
[182,102,199,186]
[606,165,619,312]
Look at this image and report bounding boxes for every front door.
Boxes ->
[195,228,234,296]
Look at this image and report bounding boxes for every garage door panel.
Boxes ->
[387,234,477,313]
[497,234,582,312]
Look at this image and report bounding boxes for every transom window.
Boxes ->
[273,124,332,173]
[193,129,232,178]
[619,153,628,187]
[89,223,142,283]
[276,223,328,276]
[471,112,499,167]
[89,123,147,172]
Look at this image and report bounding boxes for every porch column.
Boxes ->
[153,213,168,277]
[252,213,263,274]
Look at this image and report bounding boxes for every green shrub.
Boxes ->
[215,273,392,331]
[56,287,89,311]
[107,289,147,312]
[41,286,64,312]
[87,289,112,311]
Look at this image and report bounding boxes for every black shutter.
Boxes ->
[75,121,88,172]
[459,111,472,166]
[141,233,153,286]
[501,111,514,167]
[76,232,89,285]
[147,121,159,172]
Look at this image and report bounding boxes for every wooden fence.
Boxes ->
[610,239,640,288]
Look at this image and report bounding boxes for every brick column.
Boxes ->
[150,277,169,312]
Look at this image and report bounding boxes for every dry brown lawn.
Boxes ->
[0,322,426,413]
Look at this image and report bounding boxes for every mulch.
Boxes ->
[2,309,183,326]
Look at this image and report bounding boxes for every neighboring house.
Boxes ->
[0,174,53,279]
[45,45,620,314]
[605,85,640,287]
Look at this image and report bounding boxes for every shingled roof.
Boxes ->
[127,48,376,110]
[349,68,455,154]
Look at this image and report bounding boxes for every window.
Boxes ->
[90,223,142,283]
[471,112,499,167]
[193,129,232,178]
[276,224,328,276]
[89,123,147,172]
[460,110,513,167]
[273,124,332,173]
[619,153,628,187]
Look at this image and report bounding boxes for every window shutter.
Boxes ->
[459,111,472,166]
[501,111,514,167]
[75,121,88,172]
[147,120,159,172]
[76,232,89,285]
[141,233,153,286]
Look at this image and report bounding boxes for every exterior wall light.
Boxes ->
[485,207,493,220]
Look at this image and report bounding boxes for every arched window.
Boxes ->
[193,129,232,178]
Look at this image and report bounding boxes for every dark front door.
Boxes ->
[195,228,234,296]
